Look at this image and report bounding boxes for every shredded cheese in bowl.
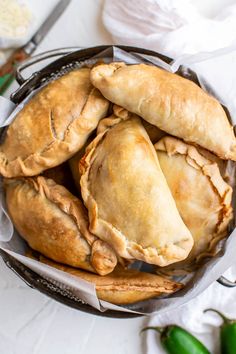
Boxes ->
[0,0,32,48]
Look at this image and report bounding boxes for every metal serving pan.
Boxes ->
[0,45,235,318]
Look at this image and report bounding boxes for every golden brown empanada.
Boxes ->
[90,62,236,161]
[0,68,109,177]
[80,112,193,267]
[5,176,117,275]
[32,253,183,304]
[155,136,233,271]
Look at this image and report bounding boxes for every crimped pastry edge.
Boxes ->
[155,136,233,264]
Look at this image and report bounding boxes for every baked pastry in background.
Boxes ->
[155,136,233,272]
[0,68,109,178]
[80,111,193,267]
[28,251,183,305]
[91,62,236,161]
[5,176,117,275]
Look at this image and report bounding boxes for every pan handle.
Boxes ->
[15,47,83,85]
[217,276,236,288]
[4,259,34,289]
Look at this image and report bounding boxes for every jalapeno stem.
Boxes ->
[204,308,233,325]
[141,326,165,334]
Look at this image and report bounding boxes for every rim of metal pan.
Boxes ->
[1,45,235,318]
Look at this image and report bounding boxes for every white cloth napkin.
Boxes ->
[103,0,236,58]
[146,265,236,353]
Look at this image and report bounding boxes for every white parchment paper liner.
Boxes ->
[0,46,236,315]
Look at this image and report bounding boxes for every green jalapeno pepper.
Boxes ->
[142,324,210,354]
[205,308,236,354]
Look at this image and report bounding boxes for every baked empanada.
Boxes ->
[5,176,117,275]
[80,113,193,267]
[155,136,233,271]
[0,68,109,177]
[91,62,236,161]
[30,252,182,304]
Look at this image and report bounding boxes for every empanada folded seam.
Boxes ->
[155,137,233,263]
[80,117,193,267]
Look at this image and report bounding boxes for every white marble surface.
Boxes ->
[0,1,232,353]
[0,259,146,354]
